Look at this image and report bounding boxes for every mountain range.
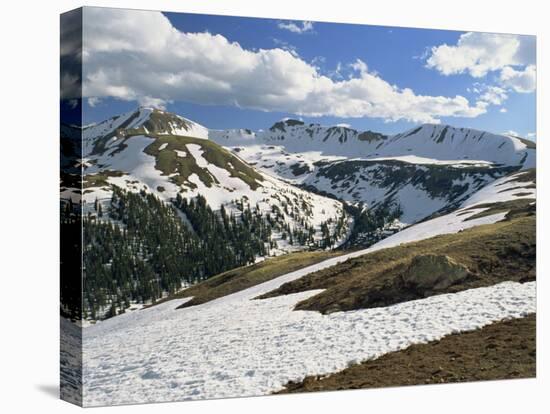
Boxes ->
[60,107,536,317]
[62,106,535,232]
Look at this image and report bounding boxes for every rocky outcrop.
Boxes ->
[402,254,470,292]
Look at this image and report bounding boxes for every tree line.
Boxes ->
[82,187,345,320]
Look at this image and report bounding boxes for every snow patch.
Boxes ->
[82,279,535,406]
[461,171,536,208]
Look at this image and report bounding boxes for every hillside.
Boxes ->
[80,108,350,253]
[211,120,535,228]
[259,169,536,311]
[280,314,535,393]
[146,169,534,314]
[68,108,351,320]
[61,107,536,320]
[156,250,345,309]
[77,148,536,404]
[80,178,536,404]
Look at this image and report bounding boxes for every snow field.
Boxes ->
[82,278,535,406]
[82,206,531,405]
[461,171,536,208]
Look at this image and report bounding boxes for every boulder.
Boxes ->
[402,254,469,292]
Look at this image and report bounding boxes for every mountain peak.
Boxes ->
[398,123,485,143]
[269,118,305,132]
[83,108,209,156]
[284,118,305,126]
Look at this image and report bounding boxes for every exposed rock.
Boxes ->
[402,254,470,292]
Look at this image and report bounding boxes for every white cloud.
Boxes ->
[500,65,536,93]
[413,47,431,61]
[81,8,489,123]
[271,38,298,56]
[479,85,508,105]
[499,108,507,113]
[426,32,535,78]
[277,20,314,34]
[335,123,352,128]
[327,62,344,80]
[87,97,101,107]
[426,32,535,102]
[350,59,369,76]
[139,96,170,110]
[309,55,326,72]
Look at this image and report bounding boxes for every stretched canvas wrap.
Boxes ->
[60,6,537,407]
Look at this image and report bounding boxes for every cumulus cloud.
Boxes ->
[426,31,535,101]
[277,20,314,34]
[478,85,508,105]
[500,65,536,93]
[60,8,83,100]
[81,8,489,123]
[426,32,535,78]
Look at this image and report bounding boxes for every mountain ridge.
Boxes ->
[61,107,536,320]
[76,108,350,259]
[69,107,536,230]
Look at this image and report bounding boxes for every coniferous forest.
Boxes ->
[80,186,344,320]
[342,202,403,247]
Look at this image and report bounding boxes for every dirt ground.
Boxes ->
[279,314,536,393]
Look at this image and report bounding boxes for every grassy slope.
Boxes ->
[93,123,264,191]
[151,250,346,309]
[143,135,263,190]
[280,314,535,393]
[459,198,535,221]
[259,208,535,314]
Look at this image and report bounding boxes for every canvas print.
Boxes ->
[60,6,536,407]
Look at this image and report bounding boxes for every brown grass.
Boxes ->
[258,214,535,314]
[149,250,345,309]
[280,314,536,393]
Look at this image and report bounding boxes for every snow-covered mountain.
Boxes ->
[76,108,349,254]
[212,120,534,168]
[63,107,536,246]
[210,119,535,225]
[82,106,209,156]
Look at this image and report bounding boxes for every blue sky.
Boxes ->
[79,8,536,139]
